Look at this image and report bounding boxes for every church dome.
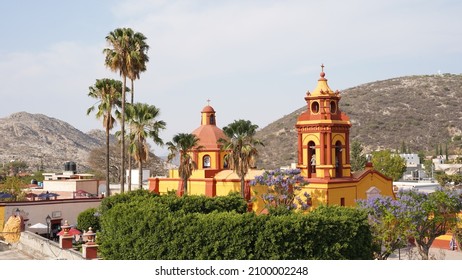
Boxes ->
[192,125,227,149]
[191,104,228,150]
[201,105,215,113]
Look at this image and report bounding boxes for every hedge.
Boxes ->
[98,195,373,260]
[76,207,100,232]
[99,189,247,215]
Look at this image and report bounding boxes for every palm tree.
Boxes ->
[87,78,124,197]
[126,31,149,191]
[218,119,264,200]
[166,133,203,196]
[127,31,149,105]
[125,103,166,188]
[104,27,148,193]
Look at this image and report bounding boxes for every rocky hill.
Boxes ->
[256,74,462,169]
[0,112,169,177]
[0,112,104,172]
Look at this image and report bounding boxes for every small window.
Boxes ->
[311,101,319,114]
[330,101,337,114]
[209,114,215,125]
[203,155,211,168]
[340,197,345,206]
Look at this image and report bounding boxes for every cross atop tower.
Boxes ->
[321,64,325,72]
[207,99,211,105]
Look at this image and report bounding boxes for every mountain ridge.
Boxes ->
[0,111,103,172]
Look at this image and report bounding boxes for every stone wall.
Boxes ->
[13,231,84,260]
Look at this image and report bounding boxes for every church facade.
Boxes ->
[149,67,395,211]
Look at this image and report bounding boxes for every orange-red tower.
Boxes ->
[295,65,394,207]
[296,65,352,179]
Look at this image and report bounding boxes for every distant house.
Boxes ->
[399,153,424,180]
[399,153,420,167]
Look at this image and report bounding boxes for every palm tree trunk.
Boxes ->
[106,126,111,196]
[130,78,134,104]
[120,76,126,193]
[105,127,111,197]
[128,79,134,192]
[128,155,132,191]
[183,178,188,196]
[139,159,143,189]
[240,177,245,198]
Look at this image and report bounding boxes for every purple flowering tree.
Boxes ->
[250,168,310,214]
[359,188,462,260]
[357,196,411,260]
[397,188,462,260]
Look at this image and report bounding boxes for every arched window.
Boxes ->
[203,155,211,168]
[209,114,215,125]
[311,102,319,114]
[335,141,343,178]
[308,141,316,178]
[330,101,337,114]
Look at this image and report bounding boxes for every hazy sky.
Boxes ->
[1,0,461,155]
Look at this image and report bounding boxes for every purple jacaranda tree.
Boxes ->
[359,188,462,260]
[397,188,462,260]
[357,196,411,260]
[250,168,310,214]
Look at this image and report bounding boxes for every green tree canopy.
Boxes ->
[219,119,264,199]
[166,133,202,195]
[371,150,407,181]
[350,140,368,172]
[126,103,166,187]
[104,27,148,193]
[0,176,26,201]
[87,78,124,196]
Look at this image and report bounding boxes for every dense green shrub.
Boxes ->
[99,189,158,214]
[253,206,372,260]
[98,195,373,260]
[100,190,247,215]
[76,207,100,232]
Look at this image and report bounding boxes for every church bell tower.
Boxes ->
[296,65,352,180]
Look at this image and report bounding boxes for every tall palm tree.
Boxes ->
[104,27,148,193]
[126,31,149,191]
[218,119,264,200]
[125,103,166,188]
[127,31,149,104]
[166,133,203,196]
[87,78,124,197]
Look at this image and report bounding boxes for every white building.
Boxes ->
[393,181,441,194]
[126,169,150,188]
[399,153,420,167]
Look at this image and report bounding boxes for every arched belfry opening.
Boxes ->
[335,141,343,178]
[308,141,316,178]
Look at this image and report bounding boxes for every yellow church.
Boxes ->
[148,66,395,211]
